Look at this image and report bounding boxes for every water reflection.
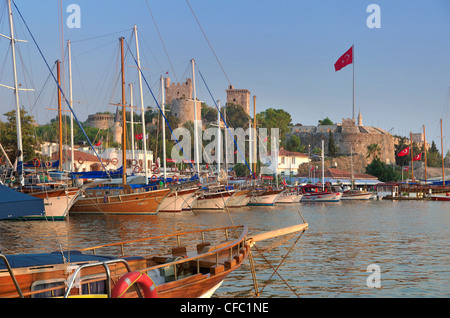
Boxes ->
[0,200,448,297]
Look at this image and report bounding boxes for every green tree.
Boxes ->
[328,131,339,157]
[426,140,441,167]
[222,103,249,128]
[319,117,333,125]
[256,108,292,146]
[0,108,39,162]
[365,158,401,182]
[366,143,381,161]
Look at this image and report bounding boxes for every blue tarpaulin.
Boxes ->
[0,184,45,220]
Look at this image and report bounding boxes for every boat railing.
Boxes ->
[63,259,135,298]
[0,254,24,298]
[77,225,249,290]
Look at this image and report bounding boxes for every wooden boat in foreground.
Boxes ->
[0,222,308,298]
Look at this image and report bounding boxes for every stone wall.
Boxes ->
[226,85,250,115]
[165,78,193,105]
[171,98,201,127]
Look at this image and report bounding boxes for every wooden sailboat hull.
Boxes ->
[192,190,234,211]
[226,189,251,208]
[69,188,171,215]
[276,193,303,203]
[158,188,198,212]
[248,190,283,206]
[301,192,342,202]
[341,192,373,200]
[0,225,251,299]
[21,188,79,220]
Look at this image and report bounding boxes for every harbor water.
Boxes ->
[0,200,448,298]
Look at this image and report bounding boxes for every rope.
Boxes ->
[251,229,306,298]
[185,0,232,86]
[12,1,111,179]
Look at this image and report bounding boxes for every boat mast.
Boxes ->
[67,40,75,172]
[321,139,325,191]
[253,95,257,177]
[57,60,63,172]
[134,25,149,184]
[441,118,445,187]
[120,37,127,185]
[423,124,427,182]
[191,59,200,175]
[217,100,221,177]
[410,131,414,183]
[351,146,354,190]
[7,0,23,185]
[130,83,135,160]
[161,75,166,182]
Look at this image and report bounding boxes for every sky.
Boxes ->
[0,0,449,154]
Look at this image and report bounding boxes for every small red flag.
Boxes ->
[135,133,144,140]
[95,141,102,146]
[413,153,422,161]
[397,147,410,157]
[402,166,409,171]
[334,46,353,71]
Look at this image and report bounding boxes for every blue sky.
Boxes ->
[0,0,449,154]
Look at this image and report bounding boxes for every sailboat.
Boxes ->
[300,140,342,202]
[69,38,171,215]
[341,147,372,200]
[0,3,78,220]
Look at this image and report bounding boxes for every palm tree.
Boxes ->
[366,143,381,160]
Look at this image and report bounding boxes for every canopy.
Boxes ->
[0,184,45,220]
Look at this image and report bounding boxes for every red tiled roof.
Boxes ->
[51,150,107,163]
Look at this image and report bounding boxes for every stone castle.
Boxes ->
[164,77,250,126]
[290,111,396,164]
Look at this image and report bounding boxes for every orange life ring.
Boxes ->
[151,175,157,182]
[78,158,84,165]
[171,166,177,172]
[317,181,322,186]
[32,158,40,167]
[230,171,236,177]
[134,165,141,173]
[131,159,138,166]
[153,167,160,174]
[45,161,52,168]
[111,158,119,166]
[111,271,157,298]
[172,175,178,183]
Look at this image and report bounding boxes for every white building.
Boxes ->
[270,148,310,176]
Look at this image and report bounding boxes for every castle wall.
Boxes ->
[86,114,115,129]
[171,98,201,126]
[291,121,396,164]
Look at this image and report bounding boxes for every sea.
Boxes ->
[0,199,448,298]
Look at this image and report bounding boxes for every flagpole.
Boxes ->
[352,44,355,121]
[410,131,414,183]
[423,124,427,182]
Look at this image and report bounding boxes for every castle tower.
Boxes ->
[164,77,193,105]
[113,107,122,144]
[357,110,363,126]
[226,85,250,115]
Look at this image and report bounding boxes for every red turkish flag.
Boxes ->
[413,153,422,161]
[135,133,144,140]
[95,141,102,146]
[397,147,410,157]
[334,46,353,71]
